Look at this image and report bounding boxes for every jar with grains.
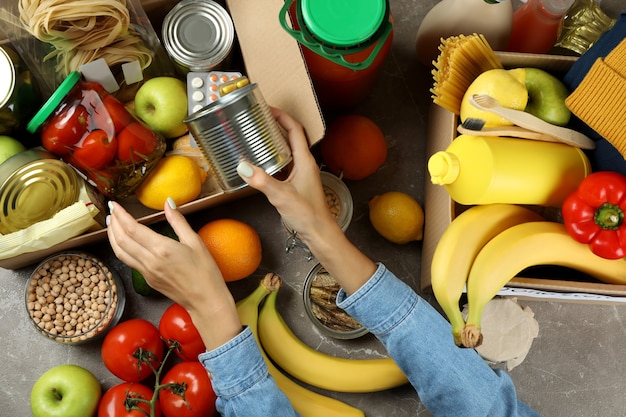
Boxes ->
[279,0,393,112]
[24,252,125,344]
[26,71,166,199]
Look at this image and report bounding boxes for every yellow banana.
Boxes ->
[462,221,626,348]
[236,273,365,417]
[258,287,408,393]
[430,203,544,345]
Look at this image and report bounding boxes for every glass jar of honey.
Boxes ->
[279,0,393,112]
[27,71,166,199]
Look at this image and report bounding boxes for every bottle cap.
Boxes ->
[542,0,575,16]
[300,0,387,47]
[428,151,460,185]
[27,71,82,134]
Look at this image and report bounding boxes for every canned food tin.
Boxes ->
[0,149,80,234]
[185,83,292,192]
[162,0,235,73]
[0,45,41,137]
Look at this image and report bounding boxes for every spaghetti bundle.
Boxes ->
[18,0,152,76]
[430,34,502,115]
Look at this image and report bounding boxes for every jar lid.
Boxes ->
[27,71,82,134]
[0,47,15,108]
[300,0,387,47]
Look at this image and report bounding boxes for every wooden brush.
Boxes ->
[430,33,503,115]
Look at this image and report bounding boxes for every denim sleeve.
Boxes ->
[337,263,541,417]
[198,326,300,417]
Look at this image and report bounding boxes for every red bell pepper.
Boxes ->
[561,171,626,259]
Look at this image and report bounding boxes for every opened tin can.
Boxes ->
[0,149,80,234]
[185,83,292,192]
[162,0,235,73]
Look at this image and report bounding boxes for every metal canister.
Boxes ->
[0,45,41,138]
[162,0,235,73]
[0,148,80,234]
[184,83,292,192]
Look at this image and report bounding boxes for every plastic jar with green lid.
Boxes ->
[27,71,166,199]
[280,0,393,111]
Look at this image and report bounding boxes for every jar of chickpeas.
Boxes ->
[283,171,353,260]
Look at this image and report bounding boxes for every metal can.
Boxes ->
[0,45,41,138]
[184,83,292,192]
[0,148,80,234]
[162,0,235,73]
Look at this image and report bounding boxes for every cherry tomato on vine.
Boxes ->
[159,303,206,361]
[98,382,161,417]
[159,361,217,417]
[101,318,164,382]
[71,129,117,170]
[41,103,89,155]
[117,122,160,163]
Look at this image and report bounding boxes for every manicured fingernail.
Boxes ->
[107,200,114,214]
[237,161,254,178]
[167,197,177,210]
[105,215,111,227]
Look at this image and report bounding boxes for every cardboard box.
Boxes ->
[421,52,626,304]
[0,0,324,269]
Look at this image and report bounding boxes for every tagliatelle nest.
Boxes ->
[18,0,152,76]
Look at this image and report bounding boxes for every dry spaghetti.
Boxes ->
[430,34,503,115]
[18,0,152,76]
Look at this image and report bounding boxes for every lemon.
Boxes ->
[460,68,528,127]
[135,155,207,210]
[368,191,424,244]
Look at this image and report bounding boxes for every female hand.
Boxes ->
[106,200,242,349]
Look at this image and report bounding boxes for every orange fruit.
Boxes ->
[197,218,262,282]
[320,114,388,180]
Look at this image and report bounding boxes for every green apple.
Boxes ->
[133,77,188,139]
[460,69,529,127]
[509,67,571,126]
[0,135,26,165]
[30,364,101,417]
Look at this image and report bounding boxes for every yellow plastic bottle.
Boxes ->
[427,135,591,207]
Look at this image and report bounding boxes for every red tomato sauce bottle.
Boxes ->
[507,0,575,53]
[27,71,166,199]
[279,0,393,112]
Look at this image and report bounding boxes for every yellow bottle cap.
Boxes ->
[428,151,460,185]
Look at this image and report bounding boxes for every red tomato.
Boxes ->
[41,103,89,155]
[117,122,160,164]
[98,382,161,417]
[159,303,206,361]
[101,318,165,382]
[159,362,217,417]
[71,129,117,170]
[103,95,133,132]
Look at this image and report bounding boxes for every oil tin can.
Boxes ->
[0,45,41,138]
[162,0,235,73]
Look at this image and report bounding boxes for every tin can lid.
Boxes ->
[27,71,81,134]
[0,47,16,108]
[0,149,80,234]
[162,0,235,71]
[300,0,387,47]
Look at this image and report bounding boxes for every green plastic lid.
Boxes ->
[301,0,387,47]
[27,71,82,134]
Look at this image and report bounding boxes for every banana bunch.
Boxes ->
[431,204,626,349]
[258,286,408,393]
[430,204,544,346]
[236,273,366,417]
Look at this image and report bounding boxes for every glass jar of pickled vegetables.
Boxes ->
[27,71,166,199]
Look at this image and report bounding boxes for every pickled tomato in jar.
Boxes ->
[27,71,166,199]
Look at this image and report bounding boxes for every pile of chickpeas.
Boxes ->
[323,184,342,220]
[26,253,120,343]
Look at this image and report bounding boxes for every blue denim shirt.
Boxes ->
[199,263,541,417]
